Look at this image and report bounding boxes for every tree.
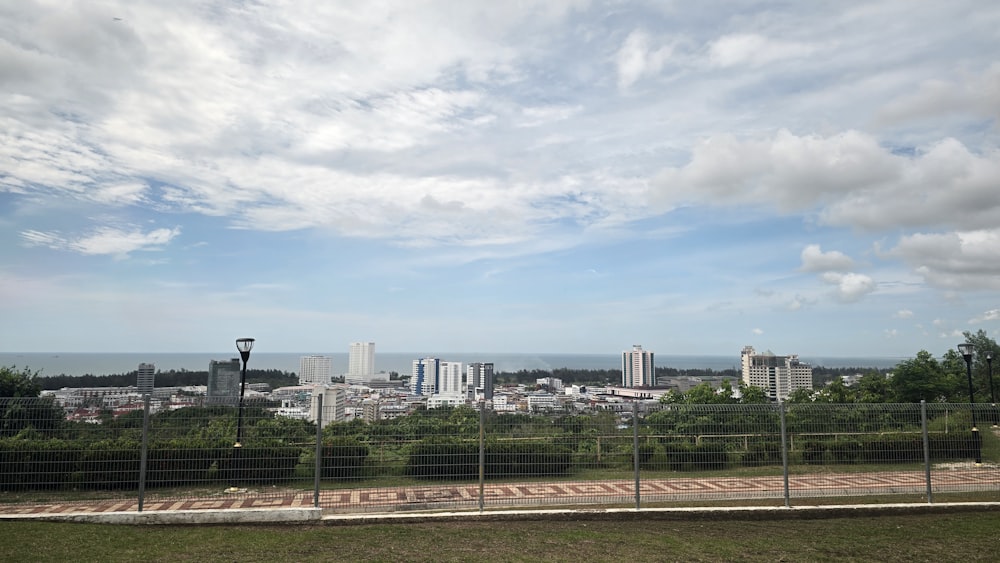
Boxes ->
[0,366,42,398]
[962,329,1000,402]
[890,351,954,403]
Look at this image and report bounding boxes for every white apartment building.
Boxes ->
[299,355,332,386]
[740,346,813,401]
[622,345,656,388]
[411,358,439,395]
[349,342,375,378]
[438,361,464,396]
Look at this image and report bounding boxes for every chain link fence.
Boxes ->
[1,397,997,513]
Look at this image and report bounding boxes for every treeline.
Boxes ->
[40,369,298,390]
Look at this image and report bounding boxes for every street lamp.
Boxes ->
[234,338,255,448]
[987,351,995,427]
[957,343,981,465]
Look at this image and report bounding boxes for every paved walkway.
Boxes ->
[1,468,997,516]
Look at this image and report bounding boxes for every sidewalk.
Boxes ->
[1,467,997,524]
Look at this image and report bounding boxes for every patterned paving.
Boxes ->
[2,468,997,516]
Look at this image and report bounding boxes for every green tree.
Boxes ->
[0,366,42,397]
[890,350,952,403]
[962,329,1000,402]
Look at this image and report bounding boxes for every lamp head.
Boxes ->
[957,343,974,361]
[236,338,255,362]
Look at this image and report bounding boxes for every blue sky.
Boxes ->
[1,1,998,357]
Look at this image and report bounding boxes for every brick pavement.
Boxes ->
[1,468,997,516]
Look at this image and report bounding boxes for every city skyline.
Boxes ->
[2,2,998,357]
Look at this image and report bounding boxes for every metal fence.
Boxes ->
[1,397,998,513]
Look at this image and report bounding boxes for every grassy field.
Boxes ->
[2,511,1000,562]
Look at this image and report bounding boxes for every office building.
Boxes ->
[137,363,155,396]
[411,358,440,395]
[741,346,813,401]
[349,342,375,378]
[207,358,241,406]
[468,362,494,400]
[622,345,655,388]
[299,355,332,386]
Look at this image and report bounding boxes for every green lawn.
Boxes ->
[2,511,1000,562]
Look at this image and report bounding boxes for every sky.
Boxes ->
[1,1,999,358]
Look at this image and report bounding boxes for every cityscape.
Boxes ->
[43,341,822,425]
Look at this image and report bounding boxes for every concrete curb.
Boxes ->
[3,502,998,526]
[320,501,1000,525]
[0,507,322,525]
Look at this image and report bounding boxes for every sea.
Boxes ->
[0,352,906,377]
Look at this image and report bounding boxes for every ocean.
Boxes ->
[0,352,906,377]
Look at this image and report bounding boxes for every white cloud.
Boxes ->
[970,309,1000,324]
[615,30,673,90]
[752,328,764,335]
[876,63,1000,125]
[20,226,180,258]
[894,309,914,319]
[889,229,1000,290]
[800,244,854,273]
[821,272,876,303]
[707,33,817,68]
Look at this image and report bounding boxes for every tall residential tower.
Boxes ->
[349,342,375,378]
[622,345,655,388]
[299,355,332,386]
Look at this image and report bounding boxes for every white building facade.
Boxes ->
[137,363,155,396]
[309,385,346,428]
[411,358,440,395]
[349,342,375,378]
[622,345,655,388]
[740,346,813,401]
[299,355,332,386]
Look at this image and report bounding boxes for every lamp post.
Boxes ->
[234,338,254,447]
[987,352,995,428]
[957,343,981,465]
[228,338,254,493]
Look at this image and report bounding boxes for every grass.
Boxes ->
[3,511,1000,562]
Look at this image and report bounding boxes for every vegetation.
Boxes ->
[4,513,1000,562]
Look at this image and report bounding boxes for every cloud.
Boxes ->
[615,30,673,90]
[889,229,1000,290]
[707,33,817,68]
[752,328,764,335]
[20,226,180,258]
[970,309,1000,324]
[652,131,1000,232]
[800,244,855,273]
[894,309,914,319]
[876,63,1000,125]
[820,272,876,302]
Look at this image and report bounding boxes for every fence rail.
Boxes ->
[1,398,998,513]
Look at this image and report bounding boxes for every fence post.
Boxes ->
[779,401,790,508]
[137,394,151,512]
[479,400,485,513]
[921,400,932,504]
[633,401,640,510]
[313,392,323,508]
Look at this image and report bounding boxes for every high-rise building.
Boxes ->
[467,362,495,400]
[622,345,655,388]
[207,358,241,406]
[299,355,332,385]
[349,342,375,378]
[137,363,155,396]
[437,361,463,396]
[411,358,440,395]
[740,346,813,401]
